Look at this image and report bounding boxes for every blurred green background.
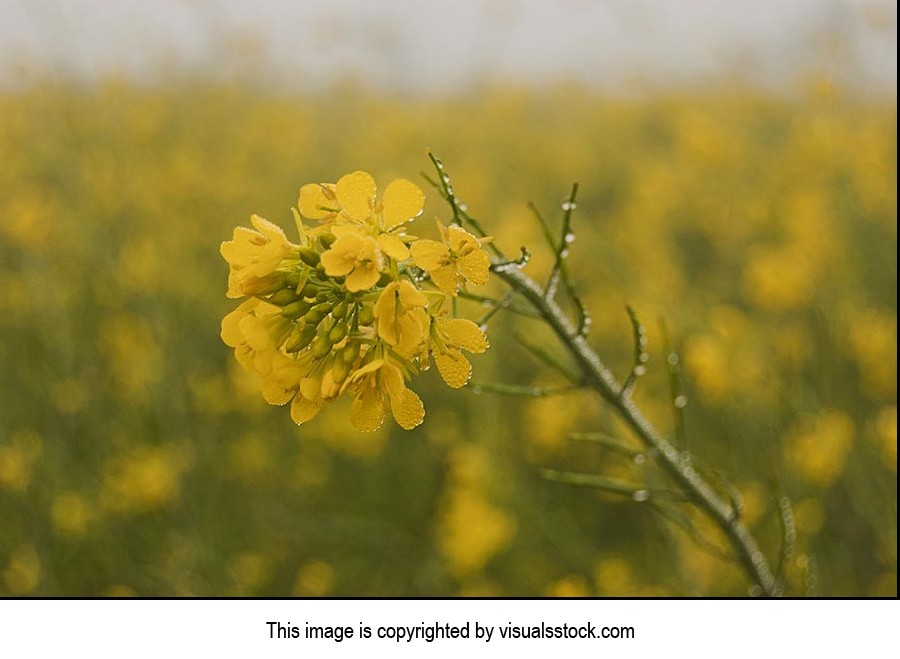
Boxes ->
[0,1,896,597]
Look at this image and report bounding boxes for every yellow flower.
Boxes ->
[221,298,290,377]
[221,214,299,298]
[373,280,429,355]
[430,318,489,388]
[299,171,424,261]
[410,221,491,295]
[343,356,425,431]
[320,232,384,292]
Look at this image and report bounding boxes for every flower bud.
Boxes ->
[328,323,349,344]
[357,305,375,326]
[269,288,299,306]
[340,343,359,366]
[300,281,319,298]
[311,336,332,359]
[332,301,348,319]
[298,247,320,267]
[285,324,317,352]
[282,300,312,319]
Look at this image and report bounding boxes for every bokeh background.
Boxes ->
[0,0,895,597]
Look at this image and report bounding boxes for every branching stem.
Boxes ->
[492,264,779,596]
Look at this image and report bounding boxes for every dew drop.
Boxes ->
[478,323,488,332]
[667,354,679,366]
[633,454,646,465]
[561,201,578,212]
[633,365,646,377]
[632,489,650,503]
[674,395,688,408]
[564,232,576,244]
[458,203,468,212]
[559,249,569,258]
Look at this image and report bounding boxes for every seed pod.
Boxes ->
[282,300,312,319]
[298,247,320,267]
[316,290,331,303]
[300,281,319,298]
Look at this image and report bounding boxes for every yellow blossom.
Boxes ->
[373,280,429,354]
[320,232,384,292]
[300,171,424,260]
[343,356,425,432]
[411,221,491,295]
[431,318,489,388]
[221,214,299,298]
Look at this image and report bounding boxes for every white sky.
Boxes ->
[0,0,895,92]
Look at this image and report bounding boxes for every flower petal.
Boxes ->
[335,171,376,221]
[429,264,459,296]
[389,387,425,430]
[381,178,424,229]
[260,377,294,405]
[345,264,380,292]
[250,214,289,244]
[378,232,410,261]
[320,248,355,277]
[291,394,326,424]
[435,349,472,388]
[298,184,335,221]
[447,225,480,253]
[397,279,428,307]
[221,298,259,347]
[440,318,489,353]
[350,387,385,432]
[459,249,491,286]
[410,239,449,271]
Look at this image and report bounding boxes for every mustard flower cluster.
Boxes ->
[220,171,491,431]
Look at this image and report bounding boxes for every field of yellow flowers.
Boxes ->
[0,78,895,596]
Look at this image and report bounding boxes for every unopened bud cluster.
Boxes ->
[221,171,492,431]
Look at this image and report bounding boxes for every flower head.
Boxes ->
[374,280,429,355]
[320,232,383,292]
[410,221,491,296]
[343,356,425,432]
[431,318,490,388]
[220,168,490,432]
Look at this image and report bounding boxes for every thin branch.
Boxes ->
[514,333,581,383]
[647,500,738,565]
[570,432,643,460]
[659,318,687,450]
[620,305,649,398]
[458,291,541,319]
[774,495,796,595]
[469,382,579,397]
[542,469,686,502]
[546,184,579,301]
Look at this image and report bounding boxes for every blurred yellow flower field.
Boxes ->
[0,78,895,596]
